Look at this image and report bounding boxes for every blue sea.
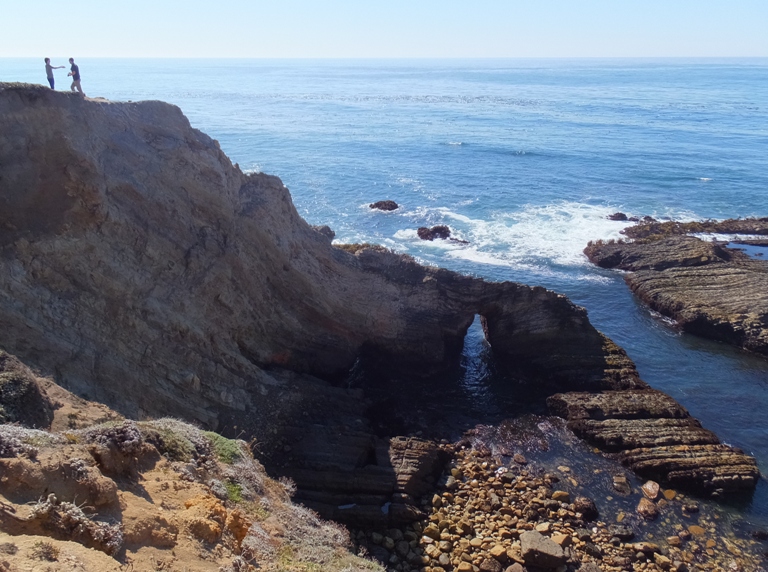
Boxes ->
[4,58,768,528]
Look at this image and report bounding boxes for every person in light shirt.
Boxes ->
[44,58,65,89]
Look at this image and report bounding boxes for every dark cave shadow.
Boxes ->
[346,317,555,442]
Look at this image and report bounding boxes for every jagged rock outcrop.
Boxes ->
[585,233,768,355]
[547,389,759,495]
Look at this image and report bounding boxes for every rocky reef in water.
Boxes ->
[0,83,762,569]
[585,219,768,356]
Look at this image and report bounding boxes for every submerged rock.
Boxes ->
[642,479,660,500]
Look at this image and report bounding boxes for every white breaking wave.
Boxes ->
[417,202,629,269]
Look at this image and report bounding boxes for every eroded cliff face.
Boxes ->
[0,83,634,427]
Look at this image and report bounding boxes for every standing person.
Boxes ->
[44,58,65,89]
[67,58,85,96]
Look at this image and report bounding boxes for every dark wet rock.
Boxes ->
[417,225,452,240]
[520,530,566,568]
[310,224,335,240]
[548,390,758,495]
[573,496,599,521]
[583,542,603,559]
[367,544,390,564]
[752,529,768,541]
[609,212,629,221]
[609,525,635,541]
[369,200,399,211]
[612,475,632,495]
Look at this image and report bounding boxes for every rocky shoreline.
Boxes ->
[1,85,767,570]
[355,446,768,572]
[584,219,768,356]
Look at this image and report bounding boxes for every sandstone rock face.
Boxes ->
[585,234,768,355]
[0,83,636,427]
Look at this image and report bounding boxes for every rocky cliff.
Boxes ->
[0,83,635,425]
[0,84,758,524]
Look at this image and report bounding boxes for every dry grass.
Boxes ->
[31,540,59,561]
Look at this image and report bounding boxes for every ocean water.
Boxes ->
[3,58,768,525]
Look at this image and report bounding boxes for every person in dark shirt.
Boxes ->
[44,58,65,89]
[67,58,85,96]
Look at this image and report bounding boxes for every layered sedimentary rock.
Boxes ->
[547,389,759,495]
[585,233,768,355]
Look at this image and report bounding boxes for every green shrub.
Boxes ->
[203,431,243,464]
[142,425,196,462]
[225,481,243,503]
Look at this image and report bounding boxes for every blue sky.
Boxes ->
[2,0,767,58]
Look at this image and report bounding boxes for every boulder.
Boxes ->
[370,200,399,211]
[519,530,566,568]
[573,496,599,521]
[641,480,660,500]
[311,224,335,240]
[637,497,659,520]
[417,225,452,240]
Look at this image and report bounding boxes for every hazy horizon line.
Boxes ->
[3,55,768,60]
